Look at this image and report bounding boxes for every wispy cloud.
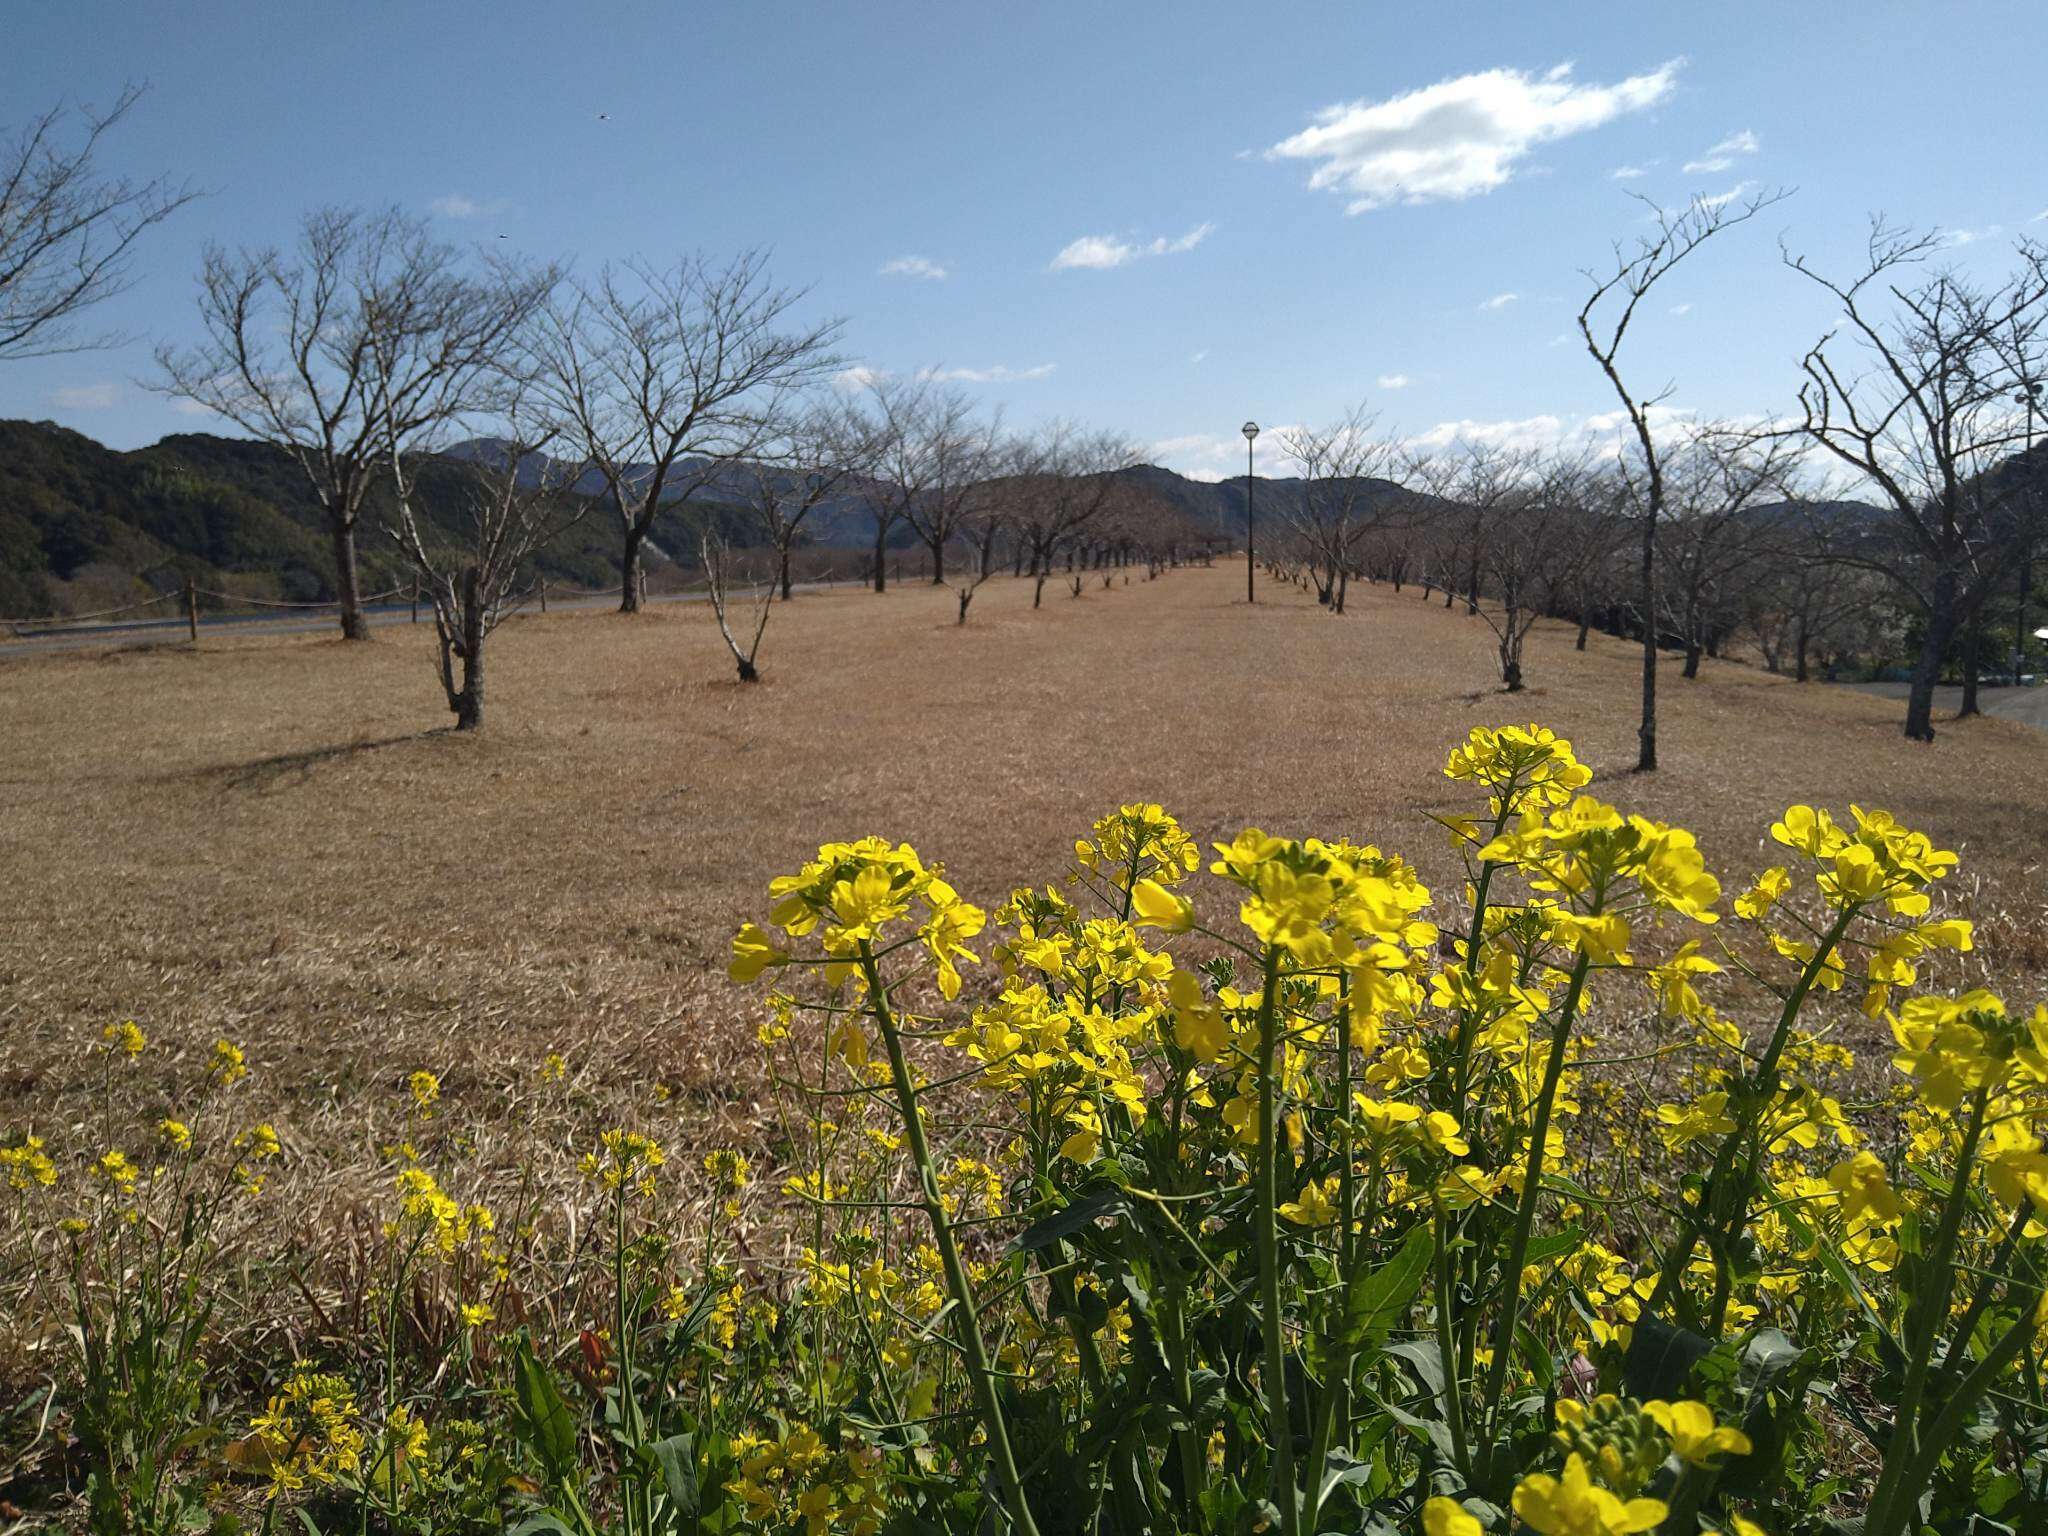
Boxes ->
[1943,224,2003,247]
[1051,221,1214,271]
[1479,292,1519,311]
[1669,302,1693,316]
[427,193,505,220]
[879,255,948,280]
[832,365,890,391]
[1266,59,1681,213]
[1682,129,1759,176]
[54,382,119,409]
[1611,163,1652,181]
[1376,373,1411,389]
[1189,349,1209,364]
[1698,180,1756,211]
[915,363,1056,384]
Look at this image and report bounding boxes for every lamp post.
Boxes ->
[2016,382,2041,686]
[1242,420,1260,603]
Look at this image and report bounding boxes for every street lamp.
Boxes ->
[2016,382,2042,685]
[1242,420,1260,604]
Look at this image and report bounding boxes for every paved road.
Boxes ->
[1846,680,2048,732]
[0,581,842,659]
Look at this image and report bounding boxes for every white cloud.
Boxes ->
[1150,427,1301,476]
[1682,129,1759,176]
[1669,302,1693,316]
[1050,221,1214,271]
[1376,373,1411,389]
[831,365,890,391]
[915,363,1056,384]
[54,382,119,409]
[428,193,505,219]
[1266,59,1681,213]
[1479,292,1519,311]
[1189,349,1209,364]
[2034,209,2048,223]
[1943,225,2002,247]
[170,397,219,416]
[880,255,948,280]
[1406,403,1698,459]
[1611,163,1650,180]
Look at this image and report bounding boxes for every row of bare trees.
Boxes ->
[1259,210,2046,753]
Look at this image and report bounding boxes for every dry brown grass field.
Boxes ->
[4,561,2045,1314]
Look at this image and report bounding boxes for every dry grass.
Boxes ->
[3,563,2044,1312]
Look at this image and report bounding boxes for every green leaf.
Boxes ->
[1006,1187,1130,1254]
[1623,1314,1714,1401]
[1523,1223,1585,1269]
[1338,1223,1434,1353]
[652,1433,700,1518]
[511,1339,581,1485]
[1385,1339,1446,1401]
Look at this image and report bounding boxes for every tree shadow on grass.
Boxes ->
[211,728,452,791]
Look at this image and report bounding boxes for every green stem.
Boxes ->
[1475,947,1591,1487]
[1252,945,1300,1536]
[858,943,1040,1536]
[1866,1084,1993,1535]
[1648,907,1858,1316]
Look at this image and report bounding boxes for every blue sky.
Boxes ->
[5,0,2044,478]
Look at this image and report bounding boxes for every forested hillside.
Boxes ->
[0,420,753,618]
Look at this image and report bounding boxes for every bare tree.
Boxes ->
[1579,186,1786,769]
[1,85,197,360]
[537,252,841,613]
[157,208,555,639]
[1277,403,1400,613]
[1787,224,2048,740]
[1010,423,1141,608]
[901,386,1000,585]
[848,377,991,590]
[1657,426,1801,678]
[380,394,586,730]
[742,394,872,600]
[701,529,775,681]
[1476,451,1594,690]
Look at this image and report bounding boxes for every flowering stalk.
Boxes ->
[856,942,1040,1536]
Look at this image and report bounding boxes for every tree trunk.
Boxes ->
[454,567,485,730]
[331,513,370,639]
[1958,627,1981,719]
[1334,567,1348,615]
[620,525,646,614]
[873,526,889,593]
[1637,513,1658,772]
[957,589,973,625]
[779,545,793,601]
[1794,618,1810,683]
[1682,642,1703,680]
[1575,612,1590,651]
[930,537,946,584]
[1903,598,1956,742]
